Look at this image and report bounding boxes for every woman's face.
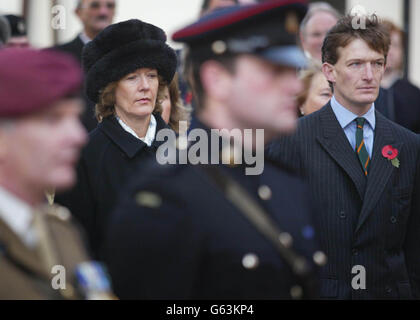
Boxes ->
[160,86,171,124]
[301,72,332,116]
[114,68,159,120]
[386,31,403,72]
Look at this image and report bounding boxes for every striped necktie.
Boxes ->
[355,117,370,176]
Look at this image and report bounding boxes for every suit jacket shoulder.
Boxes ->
[53,36,84,63]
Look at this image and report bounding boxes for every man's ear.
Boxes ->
[322,62,336,84]
[200,60,232,102]
[75,5,82,19]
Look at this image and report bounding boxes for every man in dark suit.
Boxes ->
[54,0,116,131]
[269,14,420,299]
[55,0,116,63]
[104,1,324,299]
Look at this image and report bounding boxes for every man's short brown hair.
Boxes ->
[322,14,390,66]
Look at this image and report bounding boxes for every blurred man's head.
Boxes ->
[4,15,30,48]
[0,16,11,47]
[299,2,340,61]
[175,0,307,140]
[382,20,404,74]
[321,14,390,114]
[76,0,116,39]
[0,49,87,205]
[200,0,238,16]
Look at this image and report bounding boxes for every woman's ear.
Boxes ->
[200,60,232,102]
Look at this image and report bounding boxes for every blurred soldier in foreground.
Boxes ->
[0,49,114,299]
[105,0,324,299]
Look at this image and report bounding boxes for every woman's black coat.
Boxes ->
[55,113,170,258]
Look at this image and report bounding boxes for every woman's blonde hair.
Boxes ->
[156,73,192,133]
[296,60,324,108]
[95,75,167,122]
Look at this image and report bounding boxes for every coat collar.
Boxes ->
[99,113,170,159]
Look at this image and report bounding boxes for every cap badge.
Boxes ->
[211,40,227,55]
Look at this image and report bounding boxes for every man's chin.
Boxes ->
[50,171,77,192]
[354,94,378,106]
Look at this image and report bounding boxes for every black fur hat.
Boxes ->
[82,19,177,103]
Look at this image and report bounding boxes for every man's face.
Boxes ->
[0,99,87,195]
[301,11,338,61]
[227,55,302,138]
[202,0,237,15]
[76,0,115,36]
[323,38,386,110]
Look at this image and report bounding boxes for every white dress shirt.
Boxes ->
[330,95,376,157]
[116,114,157,147]
[0,187,38,248]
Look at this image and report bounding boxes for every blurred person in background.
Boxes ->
[200,0,238,16]
[299,2,340,62]
[158,73,191,134]
[4,15,30,48]
[0,15,11,48]
[376,20,420,134]
[0,48,114,300]
[53,0,116,132]
[54,0,116,63]
[297,60,332,116]
[55,19,176,260]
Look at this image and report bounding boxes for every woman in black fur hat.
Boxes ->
[55,19,177,258]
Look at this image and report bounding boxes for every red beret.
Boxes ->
[0,48,82,117]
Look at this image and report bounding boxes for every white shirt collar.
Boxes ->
[0,186,37,247]
[79,32,92,45]
[330,95,376,130]
[116,114,157,147]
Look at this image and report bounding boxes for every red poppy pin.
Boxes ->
[382,145,399,168]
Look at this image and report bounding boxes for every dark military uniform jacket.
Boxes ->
[0,204,90,299]
[55,114,170,258]
[268,103,420,299]
[104,120,322,299]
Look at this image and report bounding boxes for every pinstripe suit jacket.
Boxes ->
[268,102,420,299]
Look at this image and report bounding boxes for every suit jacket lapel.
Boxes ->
[355,111,401,233]
[316,103,367,200]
